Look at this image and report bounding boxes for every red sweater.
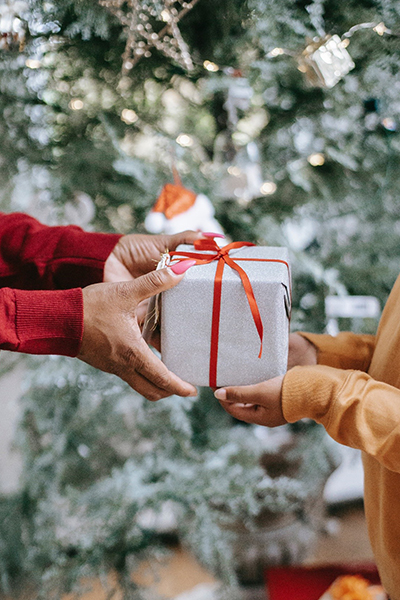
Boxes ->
[0,212,121,356]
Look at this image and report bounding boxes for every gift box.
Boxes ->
[160,240,291,387]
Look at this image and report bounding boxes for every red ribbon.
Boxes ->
[169,239,290,387]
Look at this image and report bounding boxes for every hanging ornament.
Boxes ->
[223,69,253,128]
[213,69,274,205]
[268,21,396,89]
[297,34,355,89]
[144,168,224,235]
[219,141,267,205]
[0,1,28,51]
[99,0,200,74]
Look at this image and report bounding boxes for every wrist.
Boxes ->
[103,240,134,282]
[300,335,318,364]
[288,333,318,369]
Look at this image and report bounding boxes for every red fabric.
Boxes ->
[265,564,381,600]
[0,212,121,356]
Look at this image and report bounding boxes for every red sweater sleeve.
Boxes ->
[0,212,121,356]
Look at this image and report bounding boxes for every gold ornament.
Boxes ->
[0,1,28,51]
[99,0,200,74]
[298,34,355,88]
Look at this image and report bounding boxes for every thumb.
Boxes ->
[214,383,259,405]
[133,259,196,303]
[214,376,285,407]
[214,376,286,428]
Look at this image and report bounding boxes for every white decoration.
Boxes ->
[145,193,224,236]
[99,0,200,73]
[325,295,380,319]
[299,34,355,88]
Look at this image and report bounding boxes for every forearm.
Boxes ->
[0,287,83,356]
[282,364,400,473]
[298,331,375,372]
[0,212,121,290]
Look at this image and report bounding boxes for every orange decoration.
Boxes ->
[152,183,197,219]
[329,575,375,600]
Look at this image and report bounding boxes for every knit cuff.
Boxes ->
[50,231,122,289]
[297,331,375,371]
[281,364,351,424]
[14,288,84,356]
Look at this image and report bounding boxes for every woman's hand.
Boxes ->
[103,230,203,282]
[79,262,197,401]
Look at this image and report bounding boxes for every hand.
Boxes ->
[288,333,317,369]
[78,264,197,401]
[214,376,286,427]
[103,230,204,283]
[214,334,317,426]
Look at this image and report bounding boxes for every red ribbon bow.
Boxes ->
[169,238,289,387]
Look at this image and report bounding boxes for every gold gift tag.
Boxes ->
[142,251,171,342]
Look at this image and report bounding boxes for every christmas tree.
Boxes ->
[0,0,399,597]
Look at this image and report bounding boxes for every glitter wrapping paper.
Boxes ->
[161,245,291,387]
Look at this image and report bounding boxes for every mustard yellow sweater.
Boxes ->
[282,275,400,599]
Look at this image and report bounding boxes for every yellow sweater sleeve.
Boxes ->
[298,331,376,371]
[282,364,400,473]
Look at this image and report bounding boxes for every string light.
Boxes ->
[382,117,397,132]
[343,21,393,38]
[69,99,84,110]
[267,47,285,57]
[373,22,391,36]
[121,108,138,124]
[176,133,193,147]
[203,60,219,72]
[260,181,277,195]
[25,58,41,69]
[160,9,171,22]
[227,166,242,176]
[308,153,325,166]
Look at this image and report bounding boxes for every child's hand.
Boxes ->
[214,334,317,427]
[214,375,286,427]
[288,333,317,369]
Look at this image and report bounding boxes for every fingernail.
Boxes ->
[170,259,196,275]
[202,232,225,239]
[214,388,227,400]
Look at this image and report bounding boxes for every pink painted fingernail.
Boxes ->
[170,259,196,275]
[202,232,225,238]
[214,388,227,400]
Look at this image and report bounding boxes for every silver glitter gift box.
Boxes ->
[298,34,355,89]
[160,244,291,387]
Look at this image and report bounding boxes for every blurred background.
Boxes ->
[0,0,399,598]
